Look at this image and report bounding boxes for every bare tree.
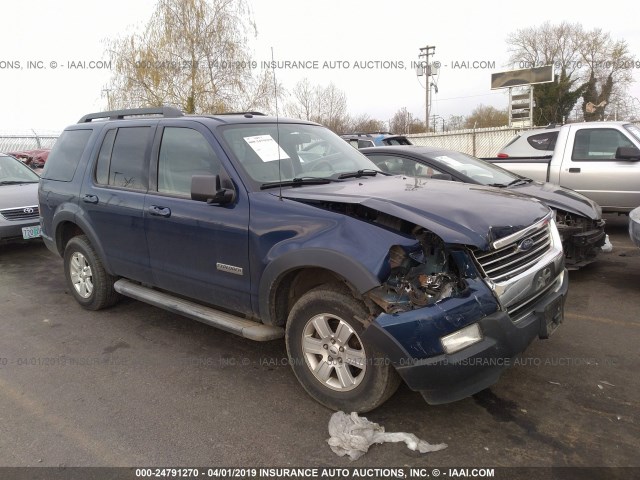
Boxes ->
[285,78,320,121]
[446,115,465,131]
[580,30,634,121]
[507,22,635,123]
[463,105,508,128]
[283,79,350,132]
[389,107,423,134]
[344,114,386,133]
[105,0,272,113]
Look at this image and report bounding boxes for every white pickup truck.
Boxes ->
[488,121,640,213]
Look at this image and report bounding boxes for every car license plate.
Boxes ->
[542,296,564,338]
[22,225,41,239]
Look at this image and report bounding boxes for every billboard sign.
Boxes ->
[491,66,554,90]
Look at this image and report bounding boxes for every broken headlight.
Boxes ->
[368,229,463,313]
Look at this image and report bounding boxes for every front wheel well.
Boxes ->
[270,268,358,327]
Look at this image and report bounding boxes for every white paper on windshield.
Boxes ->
[244,135,290,162]
[434,155,464,168]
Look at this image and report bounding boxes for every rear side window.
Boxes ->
[41,129,92,181]
[358,139,374,148]
[527,132,558,151]
[95,127,150,190]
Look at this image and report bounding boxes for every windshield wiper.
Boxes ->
[337,169,389,179]
[0,180,38,185]
[260,177,342,190]
[488,177,532,188]
[506,177,533,186]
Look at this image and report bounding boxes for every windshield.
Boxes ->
[431,151,520,186]
[220,123,381,186]
[624,123,640,143]
[0,155,40,183]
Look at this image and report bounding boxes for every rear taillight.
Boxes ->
[497,153,509,158]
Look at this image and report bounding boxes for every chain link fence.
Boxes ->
[407,126,533,158]
[407,121,640,158]
[0,131,60,153]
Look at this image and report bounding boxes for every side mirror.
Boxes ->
[191,175,236,205]
[615,146,640,161]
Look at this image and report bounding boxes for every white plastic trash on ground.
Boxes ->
[327,411,447,460]
[601,234,613,252]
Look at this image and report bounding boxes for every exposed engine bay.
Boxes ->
[367,228,464,313]
[554,209,606,268]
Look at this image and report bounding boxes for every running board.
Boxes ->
[113,279,284,341]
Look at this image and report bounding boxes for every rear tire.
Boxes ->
[286,286,400,412]
[63,235,120,310]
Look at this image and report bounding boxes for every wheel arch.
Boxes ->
[53,212,114,275]
[259,249,380,326]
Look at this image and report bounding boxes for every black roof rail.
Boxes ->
[212,111,266,116]
[78,106,184,123]
[341,131,393,137]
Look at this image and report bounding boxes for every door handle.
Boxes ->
[148,205,171,218]
[568,168,581,173]
[82,194,98,204]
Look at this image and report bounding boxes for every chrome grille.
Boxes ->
[0,205,39,221]
[475,224,551,282]
[507,279,557,321]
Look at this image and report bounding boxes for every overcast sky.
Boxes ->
[1,0,639,133]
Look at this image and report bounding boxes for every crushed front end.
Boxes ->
[362,212,567,404]
[554,210,605,269]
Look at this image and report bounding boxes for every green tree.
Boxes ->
[105,0,272,113]
[532,70,587,124]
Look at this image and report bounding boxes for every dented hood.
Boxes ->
[281,176,550,250]
[508,181,601,220]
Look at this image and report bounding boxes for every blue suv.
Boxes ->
[39,107,567,411]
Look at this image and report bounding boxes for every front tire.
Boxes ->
[63,235,120,310]
[286,286,400,412]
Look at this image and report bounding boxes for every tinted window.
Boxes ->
[0,155,40,183]
[96,127,149,189]
[527,132,558,151]
[41,129,92,181]
[95,129,116,185]
[383,137,412,146]
[368,154,444,177]
[358,139,374,148]
[158,127,221,196]
[572,128,635,161]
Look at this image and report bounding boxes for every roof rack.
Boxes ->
[78,106,184,123]
[341,131,394,136]
[212,112,266,116]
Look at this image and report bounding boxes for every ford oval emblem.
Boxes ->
[518,237,535,252]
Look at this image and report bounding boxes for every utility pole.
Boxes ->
[418,45,436,132]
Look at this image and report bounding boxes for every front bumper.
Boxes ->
[0,220,41,242]
[363,268,568,405]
